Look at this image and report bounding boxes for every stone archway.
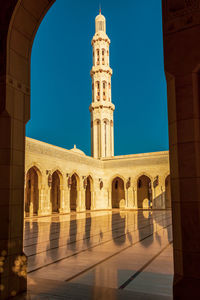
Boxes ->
[51,171,61,213]
[25,167,40,216]
[165,175,171,209]
[70,174,79,211]
[111,177,125,209]
[137,175,151,209]
[1,1,200,299]
[85,176,93,210]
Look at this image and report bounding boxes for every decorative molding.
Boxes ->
[0,75,30,95]
[164,0,200,34]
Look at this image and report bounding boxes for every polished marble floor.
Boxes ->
[17,210,173,299]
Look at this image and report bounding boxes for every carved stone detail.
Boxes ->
[163,0,200,34]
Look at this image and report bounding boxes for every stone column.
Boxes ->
[162,2,200,297]
[0,100,27,298]
[127,187,134,209]
[101,119,105,157]
[133,186,137,208]
[91,190,95,210]
[47,187,52,215]
[76,188,84,212]
[38,177,48,216]
[62,186,70,214]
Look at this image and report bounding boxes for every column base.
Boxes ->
[38,210,50,217]
[173,275,200,299]
[0,252,27,300]
[76,207,85,213]
[59,208,70,214]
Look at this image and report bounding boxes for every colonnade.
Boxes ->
[110,175,171,211]
[24,166,171,217]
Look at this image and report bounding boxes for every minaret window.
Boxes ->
[97,21,104,32]
[96,49,100,65]
[103,81,107,100]
[108,82,111,101]
[102,49,105,65]
[96,81,100,101]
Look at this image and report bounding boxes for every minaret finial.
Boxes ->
[99,3,101,14]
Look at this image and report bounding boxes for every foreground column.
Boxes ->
[0,111,27,298]
[162,1,200,297]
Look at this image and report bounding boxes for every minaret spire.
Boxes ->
[89,12,115,159]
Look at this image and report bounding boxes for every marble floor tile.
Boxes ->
[18,210,173,299]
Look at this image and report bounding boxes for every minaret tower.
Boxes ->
[89,10,115,159]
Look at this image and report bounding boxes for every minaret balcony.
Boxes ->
[89,102,115,111]
[90,66,113,76]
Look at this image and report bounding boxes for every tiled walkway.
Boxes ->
[16,210,173,299]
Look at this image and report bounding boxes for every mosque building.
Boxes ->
[24,11,170,217]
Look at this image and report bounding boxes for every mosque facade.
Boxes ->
[24,11,170,217]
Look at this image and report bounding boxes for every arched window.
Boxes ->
[97,21,104,32]
[96,49,100,65]
[108,82,111,101]
[103,81,107,101]
[96,81,100,101]
[102,49,105,65]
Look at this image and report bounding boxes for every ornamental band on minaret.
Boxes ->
[89,10,115,159]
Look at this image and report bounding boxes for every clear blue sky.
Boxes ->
[27,0,168,156]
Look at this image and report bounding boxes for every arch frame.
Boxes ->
[51,168,64,186]
[134,172,153,187]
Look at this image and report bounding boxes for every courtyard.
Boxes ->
[17,210,172,299]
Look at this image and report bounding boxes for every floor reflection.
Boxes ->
[112,212,126,245]
[24,210,172,280]
[138,211,154,248]
[49,218,60,260]
[67,215,77,251]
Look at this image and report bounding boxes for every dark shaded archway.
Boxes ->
[51,171,61,213]
[85,176,93,210]
[25,167,40,216]
[165,175,171,209]
[137,175,151,209]
[70,174,79,211]
[111,177,125,209]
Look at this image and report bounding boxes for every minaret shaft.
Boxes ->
[89,12,115,159]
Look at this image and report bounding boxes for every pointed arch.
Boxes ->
[85,176,93,210]
[137,174,152,209]
[70,173,80,211]
[111,176,125,209]
[51,170,63,213]
[25,166,42,216]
